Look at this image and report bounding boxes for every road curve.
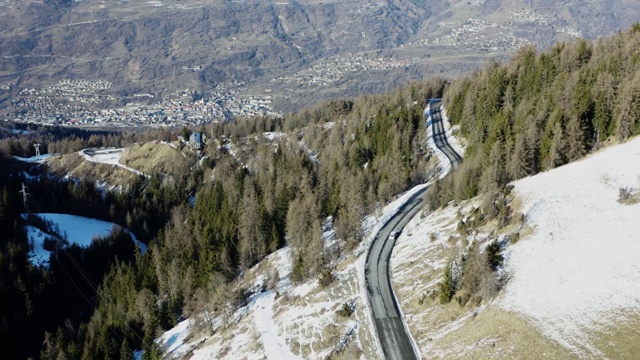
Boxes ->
[365,98,462,360]
[426,98,463,167]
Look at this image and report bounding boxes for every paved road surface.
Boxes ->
[365,98,462,360]
[427,98,463,166]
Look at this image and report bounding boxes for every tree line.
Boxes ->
[427,24,640,208]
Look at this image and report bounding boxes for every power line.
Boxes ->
[57,243,148,347]
[53,254,126,345]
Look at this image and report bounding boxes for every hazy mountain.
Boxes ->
[1,0,639,112]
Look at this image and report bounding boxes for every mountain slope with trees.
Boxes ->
[428,23,640,209]
[2,22,640,360]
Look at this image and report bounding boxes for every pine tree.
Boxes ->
[119,339,132,360]
[565,115,587,161]
[508,133,530,180]
[438,265,455,304]
[238,178,263,269]
[617,73,640,140]
[548,121,567,168]
[592,72,615,142]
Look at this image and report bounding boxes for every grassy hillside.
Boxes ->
[48,152,138,187]
[120,142,190,179]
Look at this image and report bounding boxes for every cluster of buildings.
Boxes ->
[410,9,582,53]
[507,9,582,38]
[413,18,526,52]
[272,53,418,87]
[3,80,279,127]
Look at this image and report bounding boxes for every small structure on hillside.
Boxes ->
[189,132,203,150]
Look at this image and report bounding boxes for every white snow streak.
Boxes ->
[255,291,299,360]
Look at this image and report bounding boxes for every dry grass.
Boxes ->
[590,312,640,360]
[617,187,640,205]
[427,308,574,359]
[120,142,189,178]
[48,153,137,186]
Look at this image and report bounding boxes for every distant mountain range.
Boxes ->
[1,0,639,113]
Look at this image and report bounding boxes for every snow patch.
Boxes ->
[263,132,285,141]
[24,213,146,266]
[255,291,299,359]
[158,319,192,356]
[14,154,54,163]
[79,148,147,177]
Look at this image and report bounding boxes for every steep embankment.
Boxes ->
[391,136,640,359]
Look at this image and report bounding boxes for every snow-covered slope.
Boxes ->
[499,137,640,356]
[391,136,640,358]
[153,184,429,360]
[14,154,55,163]
[79,148,147,177]
[25,213,146,266]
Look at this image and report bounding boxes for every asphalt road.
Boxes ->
[428,98,463,166]
[365,98,461,360]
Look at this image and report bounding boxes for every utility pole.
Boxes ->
[19,182,30,213]
[34,143,40,157]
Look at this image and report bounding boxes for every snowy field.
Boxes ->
[13,154,54,163]
[79,148,147,177]
[25,213,146,266]
[499,137,640,356]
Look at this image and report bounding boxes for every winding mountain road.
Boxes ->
[428,98,463,166]
[365,98,461,360]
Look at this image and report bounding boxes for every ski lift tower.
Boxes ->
[19,182,30,213]
[34,143,41,157]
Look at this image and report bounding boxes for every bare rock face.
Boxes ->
[0,0,639,113]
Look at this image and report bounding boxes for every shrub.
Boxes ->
[486,240,504,271]
[267,266,280,290]
[319,267,335,287]
[42,237,59,252]
[458,245,487,306]
[619,187,633,201]
[438,265,456,304]
[336,300,356,318]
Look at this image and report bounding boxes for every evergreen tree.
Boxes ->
[565,115,587,161]
[238,178,263,269]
